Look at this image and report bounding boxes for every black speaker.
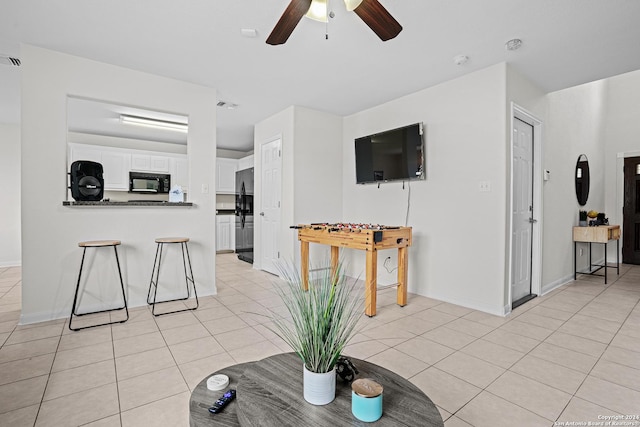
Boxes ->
[69,160,104,201]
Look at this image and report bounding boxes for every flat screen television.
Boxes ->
[354,123,424,184]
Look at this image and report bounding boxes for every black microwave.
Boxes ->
[129,172,171,194]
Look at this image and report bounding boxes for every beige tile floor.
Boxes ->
[0,255,639,426]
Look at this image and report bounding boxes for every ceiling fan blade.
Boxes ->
[353,0,402,41]
[266,0,313,45]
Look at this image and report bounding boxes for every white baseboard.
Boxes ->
[423,292,507,317]
[541,273,574,296]
[503,304,512,316]
[20,309,68,326]
[0,261,21,268]
[19,288,216,326]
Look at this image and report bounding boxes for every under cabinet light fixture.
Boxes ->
[120,114,188,132]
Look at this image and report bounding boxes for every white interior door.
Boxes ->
[511,118,534,304]
[260,138,282,275]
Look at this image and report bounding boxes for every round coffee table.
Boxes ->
[189,353,443,427]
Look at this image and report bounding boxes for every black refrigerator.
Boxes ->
[235,167,254,263]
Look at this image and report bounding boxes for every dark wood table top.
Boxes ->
[190,353,443,427]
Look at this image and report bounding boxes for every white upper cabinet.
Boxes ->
[68,143,186,192]
[69,145,102,164]
[169,154,189,192]
[100,150,130,190]
[237,154,254,171]
[216,158,238,194]
[68,144,131,191]
[150,156,170,172]
[131,154,170,172]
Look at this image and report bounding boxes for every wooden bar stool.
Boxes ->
[147,237,199,316]
[69,240,129,331]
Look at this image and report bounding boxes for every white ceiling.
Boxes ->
[2,0,640,151]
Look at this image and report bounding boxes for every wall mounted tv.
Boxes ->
[354,122,424,184]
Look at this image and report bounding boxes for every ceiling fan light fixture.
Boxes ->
[344,0,363,11]
[305,0,328,22]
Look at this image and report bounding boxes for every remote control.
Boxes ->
[208,389,236,414]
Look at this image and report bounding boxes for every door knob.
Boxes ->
[528,218,537,223]
[260,212,265,216]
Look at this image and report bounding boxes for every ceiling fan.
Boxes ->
[266,0,402,45]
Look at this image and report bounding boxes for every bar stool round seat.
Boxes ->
[79,240,122,247]
[155,237,189,244]
[147,237,198,316]
[69,239,129,331]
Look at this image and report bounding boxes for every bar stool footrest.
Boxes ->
[147,239,199,317]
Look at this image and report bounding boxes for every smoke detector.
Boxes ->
[0,55,21,67]
[505,39,522,51]
[453,55,469,66]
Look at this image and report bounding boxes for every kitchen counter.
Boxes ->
[63,201,194,207]
[216,209,236,215]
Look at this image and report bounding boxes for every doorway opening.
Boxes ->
[259,137,282,276]
[623,156,640,264]
[509,104,543,312]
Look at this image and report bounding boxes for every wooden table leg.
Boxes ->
[365,250,377,317]
[301,241,309,291]
[330,246,340,283]
[397,246,408,307]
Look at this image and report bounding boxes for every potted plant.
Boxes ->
[269,260,362,405]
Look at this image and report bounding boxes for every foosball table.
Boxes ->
[292,223,413,317]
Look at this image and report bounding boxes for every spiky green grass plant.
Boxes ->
[270,260,363,374]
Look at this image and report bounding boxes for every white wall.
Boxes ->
[254,107,295,271]
[543,80,608,287]
[342,64,509,315]
[252,64,637,316]
[21,45,217,324]
[504,65,548,306]
[292,107,343,265]
[254,106,343,270]
[603,69,640,247]
[0,123,21,267]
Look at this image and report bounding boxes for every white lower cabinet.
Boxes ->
[216,215,235,252]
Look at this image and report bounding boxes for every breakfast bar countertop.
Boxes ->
[62,201,194,207]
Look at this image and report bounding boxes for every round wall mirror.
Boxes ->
[575,154,590,206]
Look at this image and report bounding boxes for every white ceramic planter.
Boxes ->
[303,365,336,405]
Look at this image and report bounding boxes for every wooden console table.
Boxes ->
[573,225,620,284]
[295,224,412,317]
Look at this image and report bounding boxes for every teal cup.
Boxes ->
[351,379,383,422]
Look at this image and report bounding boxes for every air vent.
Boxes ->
[217,101,238,110]
[0,56,21,67]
